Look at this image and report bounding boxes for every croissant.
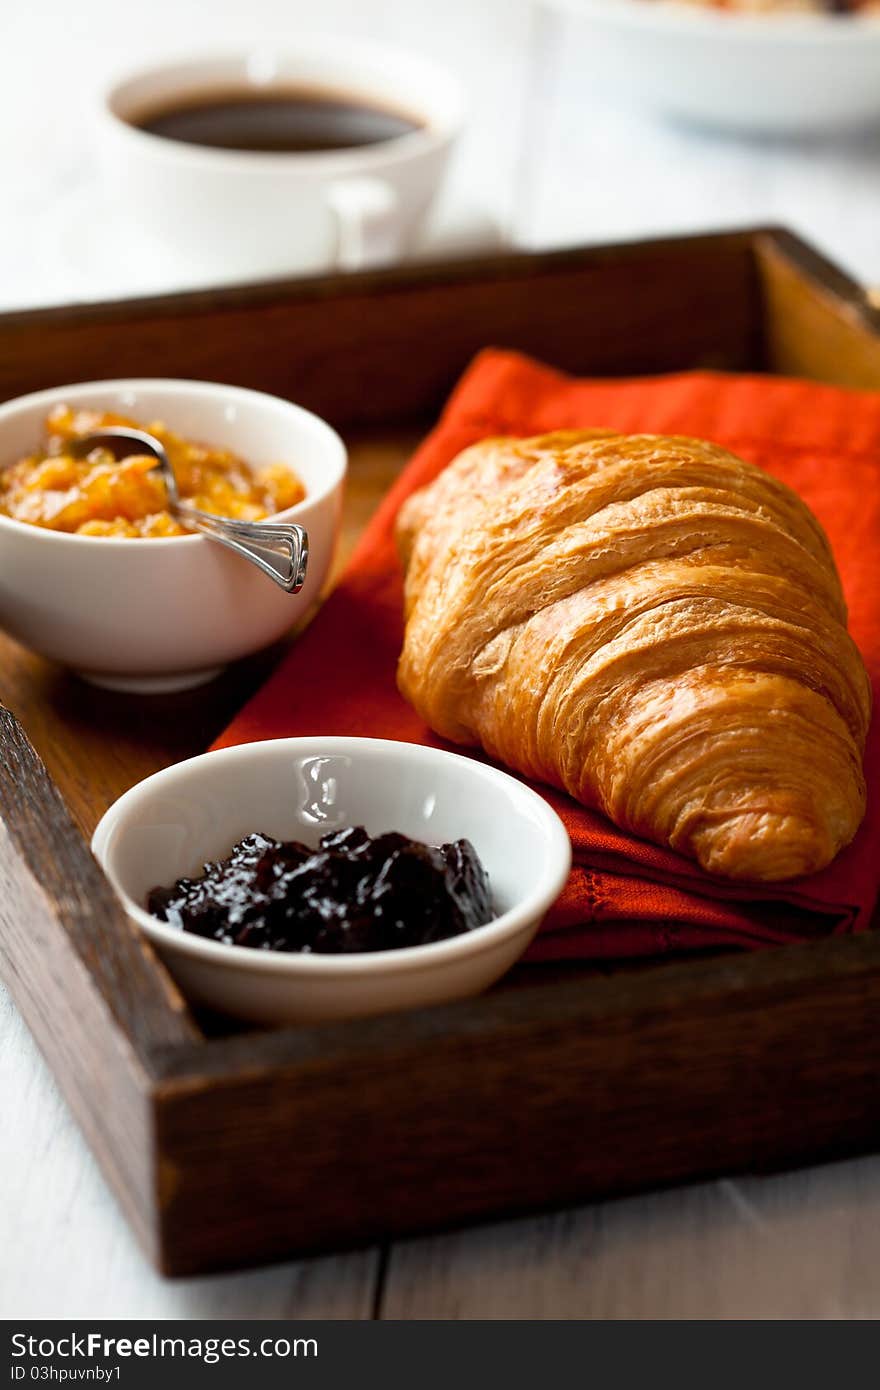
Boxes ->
[396,430,872,882]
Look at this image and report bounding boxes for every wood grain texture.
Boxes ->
[379,1158,880,1319]
[757,232,880,389]
[148,930,880,1274]
[2,230,880,1277]
[0,233,762,427]
[0,987,380,1319]
[0,707,199,1265]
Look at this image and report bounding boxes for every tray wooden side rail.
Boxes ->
[1,227,880,1275]
[0,707,199,1266]
[0,229,768,422]
[0,229,878,425]
[152,932,880,1273]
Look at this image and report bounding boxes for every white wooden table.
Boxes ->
[3,0,880,1319]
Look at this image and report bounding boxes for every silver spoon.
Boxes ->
[70,427,308,593]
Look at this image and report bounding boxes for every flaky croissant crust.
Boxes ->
[396,430,872,882]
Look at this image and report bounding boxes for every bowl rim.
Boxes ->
[92,735,573,977]
[0,377,347,548]
[563,0,880,44]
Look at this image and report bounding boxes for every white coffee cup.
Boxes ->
[100,42,465,280]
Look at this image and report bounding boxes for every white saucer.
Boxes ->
[34,183,505,306]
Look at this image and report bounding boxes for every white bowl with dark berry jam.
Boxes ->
[92,736,572,1025]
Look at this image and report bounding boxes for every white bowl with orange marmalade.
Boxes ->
[0,379,346,691]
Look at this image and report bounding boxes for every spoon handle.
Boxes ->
[176,503,309,594]
[67,429,310,592]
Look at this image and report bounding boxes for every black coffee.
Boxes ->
[133,89,424,153]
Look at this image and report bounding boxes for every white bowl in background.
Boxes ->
[92,736,572,1026]
[558,0,880,134]
[0,378,346,692]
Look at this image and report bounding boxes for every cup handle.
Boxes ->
[324,176,401,271]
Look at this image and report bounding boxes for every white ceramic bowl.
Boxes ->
[0,379,346,692]
[560,0,880,134]
[92,736,572,1026]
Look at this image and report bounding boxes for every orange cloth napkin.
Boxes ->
[215,351,880,960]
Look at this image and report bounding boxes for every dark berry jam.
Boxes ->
[147,825,494,954]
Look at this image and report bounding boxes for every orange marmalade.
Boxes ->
[0,406,306,537]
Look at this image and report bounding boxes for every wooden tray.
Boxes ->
[2,227,880,1278]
